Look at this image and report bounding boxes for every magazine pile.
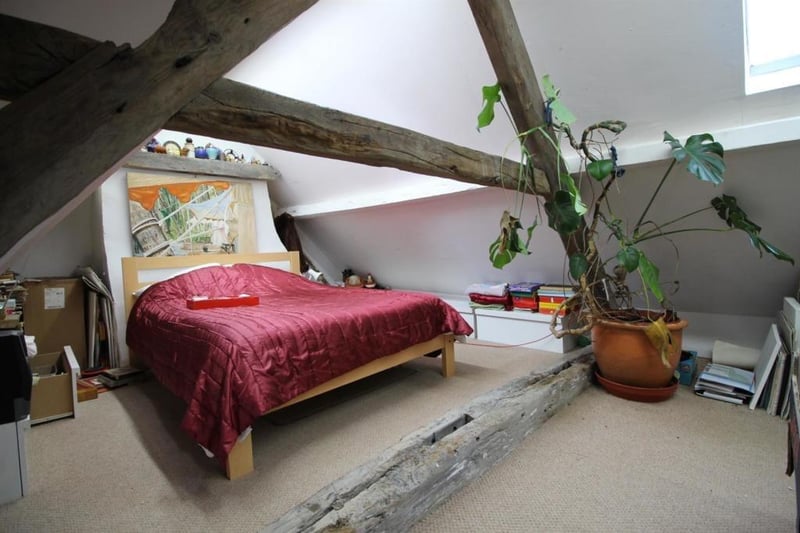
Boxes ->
[694,363,755,405]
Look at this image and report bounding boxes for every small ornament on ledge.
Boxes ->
[205,143,221,160]
[181,137,195,158]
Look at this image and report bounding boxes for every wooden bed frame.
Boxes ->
[120,251,455,479]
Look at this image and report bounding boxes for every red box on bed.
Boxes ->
[186,295,259,310]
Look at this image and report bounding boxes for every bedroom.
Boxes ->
[1,0,800,530]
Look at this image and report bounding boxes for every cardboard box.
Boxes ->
[29,346,79,424]
[23,278,87,370]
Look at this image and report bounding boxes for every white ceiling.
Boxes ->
[4,0,799,215]
[3,0,799,319]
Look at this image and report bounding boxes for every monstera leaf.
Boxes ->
[477,83,501,130]
[544,190,582,235]
[616,246,640,273]
[712,195,795,264]
[587,159,614,181]
[560,173,587,215]
[645,317,673,368]
[542,75,576,126]
[664,132,725,185]
[489,210,537,269]
[569,253,589,281]
[638,252,664,303]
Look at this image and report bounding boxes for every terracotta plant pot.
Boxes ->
[592,313,689,390]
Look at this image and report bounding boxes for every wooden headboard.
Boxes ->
[120,251,302,319]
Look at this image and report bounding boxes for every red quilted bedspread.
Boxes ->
[126,263,472,464]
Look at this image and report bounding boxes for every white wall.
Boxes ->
[96,131,286,366]
[3,0,800,355]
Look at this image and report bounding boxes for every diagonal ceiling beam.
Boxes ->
[0,0,317,269]
[468,0,588,258]
[467,0,564,197]
[0,14,547,194]
[167,78,540,190]
[0,15,100,99]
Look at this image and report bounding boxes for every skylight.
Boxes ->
[743,0,800,94]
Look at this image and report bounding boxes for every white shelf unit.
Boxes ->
[432,293,577,353]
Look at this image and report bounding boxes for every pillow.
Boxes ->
[131,263,222,298]
[170,262,222,277]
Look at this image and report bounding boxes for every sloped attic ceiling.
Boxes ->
[233,0,800,220]
[4,0,800,219]
[1,0,799,318]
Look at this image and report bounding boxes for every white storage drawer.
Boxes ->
[474,309,576,353]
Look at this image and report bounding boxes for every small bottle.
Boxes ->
[364,273,376,288]
[182,137,195,158]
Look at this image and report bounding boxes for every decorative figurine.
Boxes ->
[181,138,195,158]
[163,140,181,156]
[205,143,220,160]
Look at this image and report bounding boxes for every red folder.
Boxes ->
[186,295,259,310]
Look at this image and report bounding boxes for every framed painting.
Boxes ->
[127,171,256,257]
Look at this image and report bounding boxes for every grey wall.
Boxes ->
[2,0,800,351]
[294,139,800,318]
[7,199,98,278]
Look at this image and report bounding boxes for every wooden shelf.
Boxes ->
[124,151,280,181]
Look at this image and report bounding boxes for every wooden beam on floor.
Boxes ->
[0,0,317,269]
[265,353,594,531]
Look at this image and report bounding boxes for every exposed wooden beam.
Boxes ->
[0,0,317,269]
[0,15,100,100]
[167,78,541,190]
[0,14,547,197]
[468,0,589,258]
[125,151,280,181]
[467,0,563,196]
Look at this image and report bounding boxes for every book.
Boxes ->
[695,389,746,404]
[695,363,755,396]
[749,324,783,410]
[778,308,799,420]
[537,285,576,297]
[767,346,789,416]
[508,282,542,295]
[784,297,800,351]
[693,380,749,397]
[102,366,145,381]
[711,340,760,370]
[97,375,129,389]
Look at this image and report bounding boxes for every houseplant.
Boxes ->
[477,76,795,400]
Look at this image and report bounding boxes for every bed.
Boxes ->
[121,251,472,479]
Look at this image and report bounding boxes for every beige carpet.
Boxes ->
[1,341,795,532]
[0,341,568,532]
[414,384,796,532]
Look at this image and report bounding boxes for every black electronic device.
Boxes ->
[0,330,32,423]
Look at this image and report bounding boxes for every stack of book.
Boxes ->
[763,297,800,418]
[537,284,576,316]
[694,363,755,404]
[508,282,542,311]
[96,367,147,389]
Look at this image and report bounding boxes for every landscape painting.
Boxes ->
[126,171,256,257]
